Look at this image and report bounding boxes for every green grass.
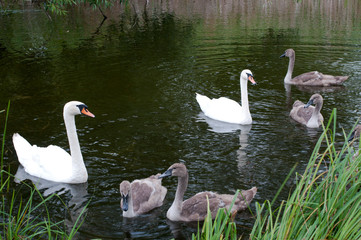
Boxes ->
[250,109,361,239]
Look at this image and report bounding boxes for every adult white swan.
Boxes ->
[12,101,95,183]
[196,69,256,125]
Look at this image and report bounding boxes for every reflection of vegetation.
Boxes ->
[251,110,361,239]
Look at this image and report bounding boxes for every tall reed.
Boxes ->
[1,100,10,186]
[250,109,361,239]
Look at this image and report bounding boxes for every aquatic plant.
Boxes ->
[1,100,10,186]
[250,109,361,239]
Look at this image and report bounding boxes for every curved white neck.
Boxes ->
[240,78,250,112]
[64,112,87,180]
[284,55,295,84]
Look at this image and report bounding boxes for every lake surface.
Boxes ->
[1,0,361,239]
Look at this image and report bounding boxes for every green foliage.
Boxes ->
[250,109,361,239]
[45,0,78,15]
[1,174,89,239]
[1,100,10,186]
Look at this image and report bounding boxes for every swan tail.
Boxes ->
[12,133,33,165]
[335,76,349,84]
[239,187,257,203]
[234,187,257,211]
[195,93,211,113]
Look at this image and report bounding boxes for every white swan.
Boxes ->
[12,101,95,183]
[120,174,167,218]
[159,163,257,222]
[196,69,256,125]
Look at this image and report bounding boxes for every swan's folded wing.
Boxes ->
[131,180,155,213]
[24,145,72,182]
[182,192,221,221]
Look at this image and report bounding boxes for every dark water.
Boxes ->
[1,0,361,239]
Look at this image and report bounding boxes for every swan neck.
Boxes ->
[64,112,85,172]
[308,101,322,127]
[312,101,322,118]
[128,194,135,215]
[172,173,188,211]
[240,77,249,111]
[285,55,295,83]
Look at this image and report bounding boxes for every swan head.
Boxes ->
[280,49,295,58]
[63,101,95,118]
[241,69,256,85]
[158,163,187,179]
[304,94,323,108]
[120,180,131,211]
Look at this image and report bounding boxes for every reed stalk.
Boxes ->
[1,100,10,186]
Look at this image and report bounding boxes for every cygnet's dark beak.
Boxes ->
[158,168,173,179]
[121,195,129,212]
[304,99,314,108]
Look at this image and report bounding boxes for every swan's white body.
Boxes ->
[13,101,95,184]
[196,69,256,125]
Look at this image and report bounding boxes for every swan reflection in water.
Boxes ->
[196,112,252,169]
[14,165,89,236]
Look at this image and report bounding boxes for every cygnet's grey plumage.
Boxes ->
[290,93,324,128]
[280,49,349,86]
[120,174,167,218]
[159,163,257,222]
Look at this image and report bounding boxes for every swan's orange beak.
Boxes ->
[81,108,95,118]
[248,75,256,85]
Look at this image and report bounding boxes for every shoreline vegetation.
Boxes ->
[2,100,361,239]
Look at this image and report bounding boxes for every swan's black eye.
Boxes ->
[76,104,88,112]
